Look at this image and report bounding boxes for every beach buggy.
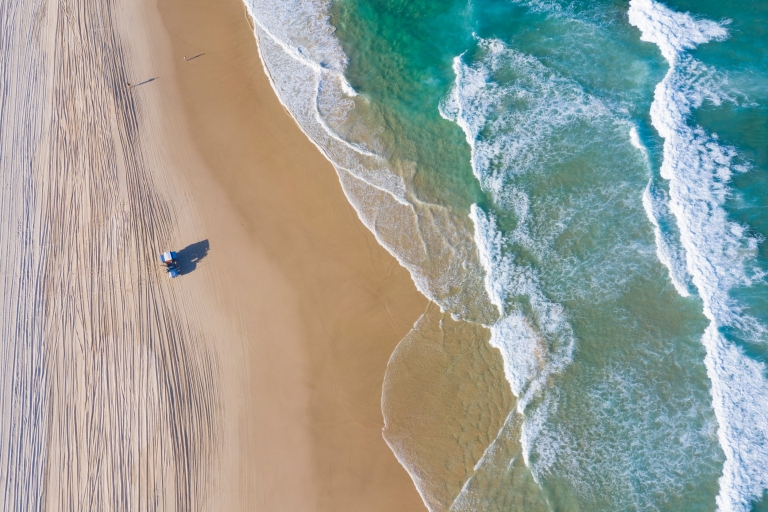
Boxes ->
[160,251,180,278]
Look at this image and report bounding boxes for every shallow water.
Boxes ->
[245,0,768,509]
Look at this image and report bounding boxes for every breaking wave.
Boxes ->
[629,1,768,509]
[469,204,574,410]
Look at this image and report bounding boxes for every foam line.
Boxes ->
[631,126,693,295]
[630,1,768,509]
[641,184,691,296]
[244,0,506,329]
[440,39,610,207]
[244,1,407,201]
[444,41,580,498]
[469,205,574,412]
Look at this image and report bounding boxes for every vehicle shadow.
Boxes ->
[177,239,209,276]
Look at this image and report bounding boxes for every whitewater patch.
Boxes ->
[442,39,580,407]
[631,125,692,296]
[244,0,497,322]
[524,362,722,510]
[470,205,574,409]
[438,39,651,301]
[641,183,692,296]
[439,39,588,500]
[629,0,768,510]
[439,39,611,207]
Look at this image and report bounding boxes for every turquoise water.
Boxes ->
[246,0,768,510]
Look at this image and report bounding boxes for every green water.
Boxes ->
[248,0,768,509]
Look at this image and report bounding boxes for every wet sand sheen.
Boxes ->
[0,0,428,509]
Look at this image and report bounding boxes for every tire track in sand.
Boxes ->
[0,0,219,510]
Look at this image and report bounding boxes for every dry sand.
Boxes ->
[0,0,427,509]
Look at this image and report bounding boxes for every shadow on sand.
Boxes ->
[177,239,209,275]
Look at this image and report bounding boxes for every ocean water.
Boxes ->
[244,0,768,510]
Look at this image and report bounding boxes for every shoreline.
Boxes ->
[0,0,428,508]
[150,0,429,509]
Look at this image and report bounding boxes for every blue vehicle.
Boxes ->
[159,251,180,278]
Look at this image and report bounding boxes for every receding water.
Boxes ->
[244,0,768,509]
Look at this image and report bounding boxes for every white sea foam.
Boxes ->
[445,40,578,411]
[631,126,693,295]
[526,363,722,510]
[246,0,348,75]
[641,184,692,296]
[244,0,497,323]
[630,1,768,509]
[440,40,610,207]
[439,41,649,305]
[628,0,728,64]
[445,40,611,499]
[470,205,574,409]
[469,205,511,316]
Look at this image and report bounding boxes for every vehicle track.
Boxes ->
[0,0,219,510]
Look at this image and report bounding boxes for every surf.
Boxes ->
[630,0,768,509]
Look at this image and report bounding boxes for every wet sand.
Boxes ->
[0,0,427,509]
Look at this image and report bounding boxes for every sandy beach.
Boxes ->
[0,0,427,509]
